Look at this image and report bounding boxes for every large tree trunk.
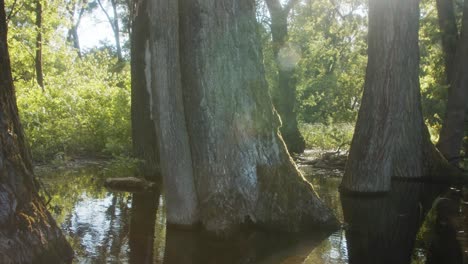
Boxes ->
[265,0,305,154]
[130,0,161,182]
[437,0,468,165]
[0,1,73,262]
[178,0,337,233]
[35,0,44,91]
[341,0,444,192]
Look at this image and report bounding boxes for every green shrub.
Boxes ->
[16,50,132,161]
[299,123,354,151]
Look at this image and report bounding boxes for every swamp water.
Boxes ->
[36,160,448,264]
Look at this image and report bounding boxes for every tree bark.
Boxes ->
[0,1,73,262]
[265,0,305,154]
[131,0,161,182]
[35,0,44,91]
[341,0,444,192]
[145,0,199,225]
[178,0,337,233]
[437,0,468,165]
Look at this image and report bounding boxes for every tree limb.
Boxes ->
[97,0,116,32]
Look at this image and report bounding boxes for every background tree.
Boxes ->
[97,0,123,61]
[436,0,468,165]
[341,0,449,192]
[0,0,72,261]
[264,0,306,154]
[34,0,43,90]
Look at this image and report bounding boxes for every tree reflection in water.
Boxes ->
[341,181,447,264]
[40,165,462,263]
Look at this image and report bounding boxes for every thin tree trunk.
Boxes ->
[35,0,44,91]
[179,0,337,233]
[437,0,468,165]
[265,0,305,154]
[98,0,123,61]
[110,0,123,61]
[131,0,161,182]
[436,0,458,85]
[0,1,73,262]
[341,0,445,192]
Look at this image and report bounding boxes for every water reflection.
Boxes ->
[341,181,446,264]
[37,163,459,264]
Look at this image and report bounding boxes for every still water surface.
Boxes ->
[37,161,434,264]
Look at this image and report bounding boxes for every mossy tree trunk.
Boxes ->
[437,0,468,165]
[265,0,305,154]
[132,0,338,234]
[341,0,446,192]
[177,0,337,233]
[0,1,73,262]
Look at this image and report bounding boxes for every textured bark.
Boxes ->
[265,0,305,154]
[437,0,468,165]
[341,0,441,192]
[145,0,199,225]
[130,0,161,182]
[0,1,73,262]
[34,0,44,91]
[179,0,337,233]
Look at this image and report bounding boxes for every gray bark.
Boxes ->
[179,0,337,233]
[437,0,468,165]
[0,1,73,261]
[341,0,440,192]
[146,0,199,225]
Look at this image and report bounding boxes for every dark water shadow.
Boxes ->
[341,181,448,264]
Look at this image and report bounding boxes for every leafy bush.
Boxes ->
[299,123,354,151]
[16,50,132,161]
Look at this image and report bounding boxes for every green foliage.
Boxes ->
[290,0,367,124]
[299,123,354,151]
[5,0,131,161]
[16,50,132,161]
[419,0,448,134]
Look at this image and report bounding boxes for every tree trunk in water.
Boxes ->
[35,0,44,91]
[437,0,468,165]
[131,0,161,182]
[178,0,337,233]
[145,0,199,225]
[265,0,305,154]
[341,0,444,192]
[0,1,73,262]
